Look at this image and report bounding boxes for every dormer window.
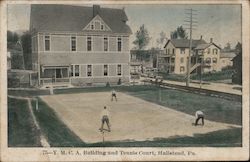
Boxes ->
[101,24,104,30]
[91,24,94,30]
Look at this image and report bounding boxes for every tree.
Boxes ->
[21,31,32,70]
[7,30,19,43]
[235,42,242,55]
[224,42,231,50]
[232,42,242,85]
[170,26,188,39]
[133,24,150,50]
[156,31,168,48]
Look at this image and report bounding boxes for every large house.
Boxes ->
[159,37,221,74]
[30,4,132,87]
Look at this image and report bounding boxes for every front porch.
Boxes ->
[40,65,71,87]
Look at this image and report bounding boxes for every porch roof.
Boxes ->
[41,64,70,69]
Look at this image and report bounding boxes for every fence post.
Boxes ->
[29,73,32,86]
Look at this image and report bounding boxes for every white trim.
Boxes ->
[86,64,93,77]
[103,36,109,52]
[70,65,74,77]
[38,31,130,36]
[71,63,128,66]
[71,75,130,79]
[117,64,122,76]
[39,34,129,38]
[86,36,92,51]
[39,51,130,54]
[70,36,77,52]
[74,64,80,77]
[82,15,112,32]
[103,64,109,77]
[44,35,51,52]
[117,37,122,52]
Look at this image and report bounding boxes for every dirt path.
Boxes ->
[41,92,241,143]
[8,95,50,147]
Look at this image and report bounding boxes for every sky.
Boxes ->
[7,4,241,49]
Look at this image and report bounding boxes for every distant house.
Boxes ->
[30,4,132,87]
[219,50,236,70]
[160,37,221,74]
[130,49,164,69]
[130,62,142,74]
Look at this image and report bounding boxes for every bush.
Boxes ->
[8,77,20,88]
[106,82,110,87]
[117,78,122,85]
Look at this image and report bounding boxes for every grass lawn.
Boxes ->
[31,98,84,147]
[191,69,234,81]
[8,97,41,147]
[158,69,234,82]
[8,89,50,97]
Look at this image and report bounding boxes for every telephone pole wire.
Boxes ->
[184,8,198,87]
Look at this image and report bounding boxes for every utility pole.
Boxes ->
[184,9,198,87]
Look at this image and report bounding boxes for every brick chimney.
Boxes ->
[93,5,100,17]
[210,38,213,43]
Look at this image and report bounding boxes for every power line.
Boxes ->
[184,8,198,87]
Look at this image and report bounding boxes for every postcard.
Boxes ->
[0,0,249,161]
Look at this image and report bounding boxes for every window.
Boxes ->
[45,35,50,51]
[71,36,76,51]
[75,65,79,77]
[171,58,175,63]
[172,49,175,54]
[167,49,170,55]
[87,65,92,77]
[101,24,104,30]
[95,21,100,30]
[70,65,74,77]
[117,37,122,51]
[205,58,211,64]
[87,36,92,51]
[212,58,217,63]
[104,65,108,76]
[213,49,218,54]
[180,66,185,72]
[91,24,94,30]
[104,37,108,51]
[207,48,210,54]
[180,48,185,54]
[117,64,122,76]
[180,57,184,63]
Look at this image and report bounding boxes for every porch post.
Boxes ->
[54,69,56,83]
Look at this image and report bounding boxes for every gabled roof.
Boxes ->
[30,4,132,34]
[195,43,211,50]
[164,39,207,48]
[195,42,221,50]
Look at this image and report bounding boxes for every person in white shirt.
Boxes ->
[99,106,111,132]
[111,89,117,101]
[195,110,205,126]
